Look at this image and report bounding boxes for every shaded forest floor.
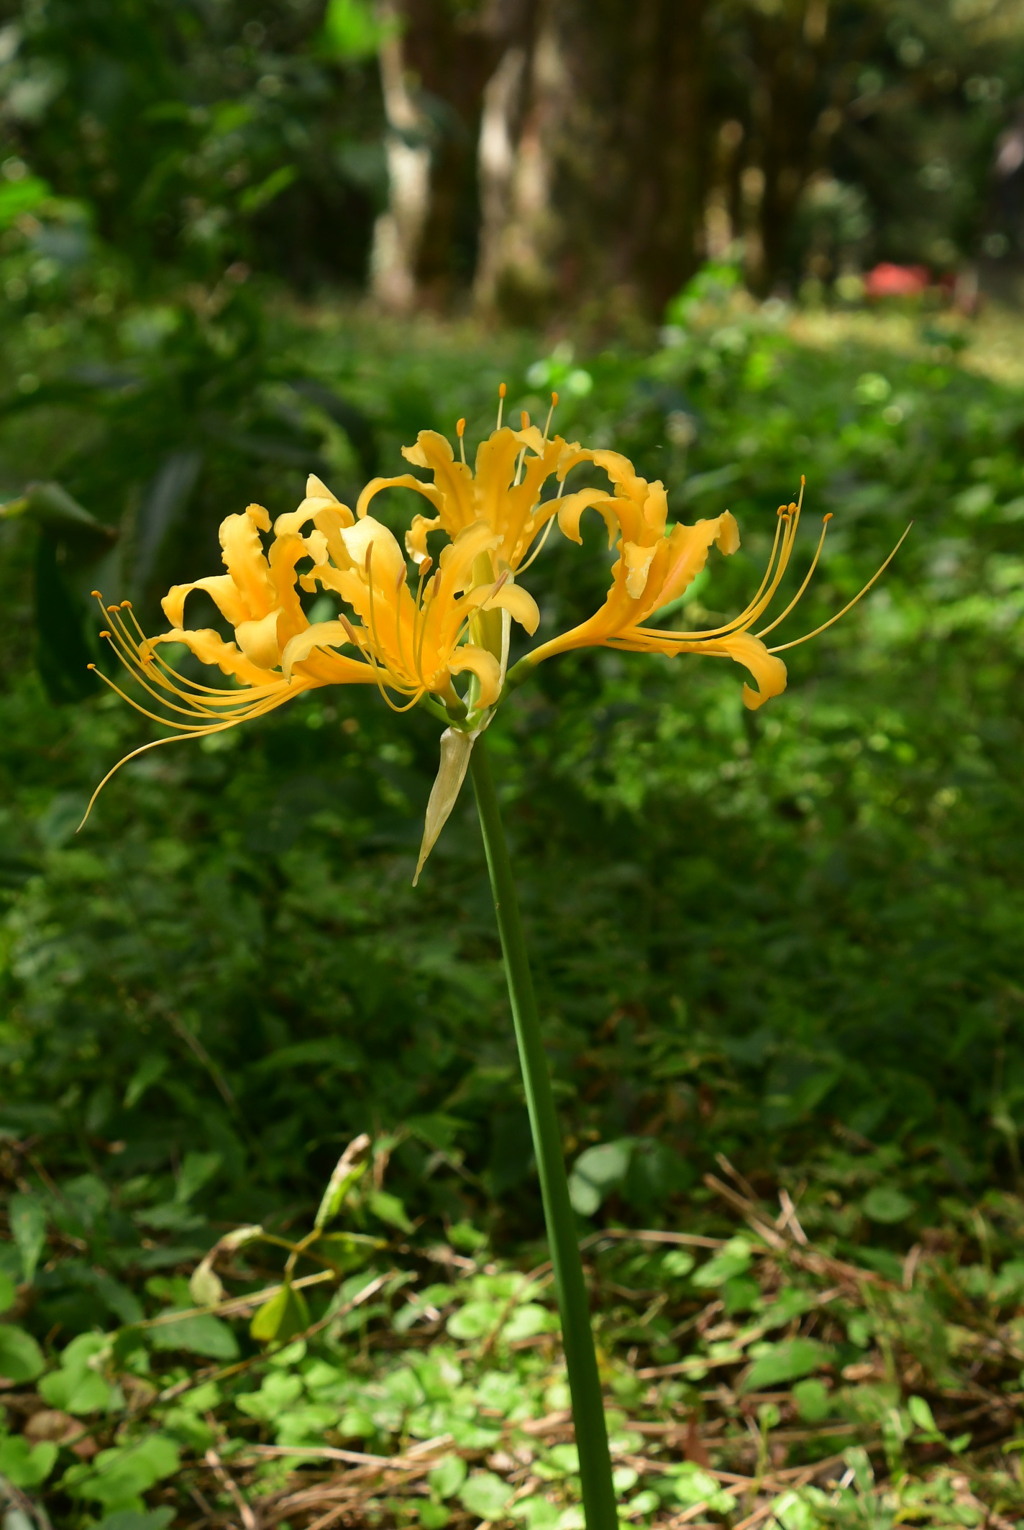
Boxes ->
[4,1142,1024,1530]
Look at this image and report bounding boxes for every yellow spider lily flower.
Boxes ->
[355,394,599,583]
[525,447,907,708]
[86,397,904,877]
[85,473,539,837]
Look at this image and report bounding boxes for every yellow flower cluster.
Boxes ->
[88,392,902,871]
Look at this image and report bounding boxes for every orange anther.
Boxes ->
[520,411,530,429]
[823,512,834,523]
[120,600,132,609]
[551,391,559,408]
[90,589,102,598]
[99,630,111,639]
[456,417,466,437]
[498,382,507,398]
[106,605,118,614]
[86,663,96,671]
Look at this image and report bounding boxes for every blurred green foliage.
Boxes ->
[1,268,1020,1238]
[0,0,385,286]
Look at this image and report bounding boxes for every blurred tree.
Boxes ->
[3,0,1024,315]
[370,0,506,311]
[473,0,710,320]
[0,0,386,290]
[701,0,1024,294]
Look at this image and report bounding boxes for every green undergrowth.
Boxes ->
[1,267,1021,1523]
[2,1140,1024,1528]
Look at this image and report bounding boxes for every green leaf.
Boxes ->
[792,1377,832,1423]
[39,1332,114,1415]
[0,1323,45,1383]
[259,1039,364,1075]
[314,1133,371,1229]
[63,1434,180,1512]
[8,1192,47,1283]
[2,480,114,538]
[503,1303,556,1342]
[0,1271,15,1314]
[367,1188,413,1234]
[419,1505,451,1530]
[429,1454,468,1499]
[238,166,298,215]
[250,1284,311,1345]
[862,1186,915,1223]
[175,1150,222,1204]
[148,1310,239,1359]
[741,1338,832,1393]
[320,0,395,60]
[236,1370,304,1423]
[0,176,51,226]
[692,1237,753,1289]
[662,1463,736,1513]
[124,1055,168,1110]
[446,1300,501,1340]
[459,1471,514,1520]
[0,1434,58,1488]
[94,1512,176,1530]
[907,1394,941,1437]
[188,1260,225,1308]
[312,1232,384,1272]
[133,449,202,591]
[568,1140,633,1216]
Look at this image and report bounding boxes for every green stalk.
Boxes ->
[470,736,618,1530]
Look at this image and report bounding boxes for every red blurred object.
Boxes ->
[864,262,931,298]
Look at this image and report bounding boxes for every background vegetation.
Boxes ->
[0,2,1022,1528]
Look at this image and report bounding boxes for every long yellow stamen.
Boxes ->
[114,602,284,701]
[100,610,236,721]
[456,417,467,466]
[102,604,288,721]
[638,502,796,643]
[543,391,558,442]
[768,524,913,654]
[86,664,277,731]
[390,561,414,678]
[755,514,832,639]
[412,572,438,688]
[515,513,557,574]
[94,594,263,706]
[496,381,506,430]
[362,546,391,677]
[339,604,422,712]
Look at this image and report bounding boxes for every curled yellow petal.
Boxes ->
[281,620,356,676]
[463,581,540,636]
[448,645,503,709]
[235,609,284,669]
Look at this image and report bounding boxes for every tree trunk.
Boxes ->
[371,0,509,311]
[474,0,710,322]
[370,2,433,313]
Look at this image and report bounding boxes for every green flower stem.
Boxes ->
[470,736,618,1530]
